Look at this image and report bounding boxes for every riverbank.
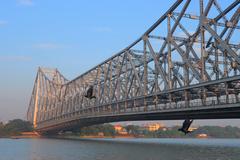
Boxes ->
[8,132,41,139]
[80,135,135,138]
[51,135,212,141]
[52,135,136,140]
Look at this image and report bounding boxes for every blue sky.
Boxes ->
[0,0,177,121]
[0,0,239,126]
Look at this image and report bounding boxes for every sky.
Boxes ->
[0,0,239,126]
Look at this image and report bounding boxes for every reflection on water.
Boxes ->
[0,138,240,160]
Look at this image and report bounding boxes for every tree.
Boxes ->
[101,124,115,136]
[79,124,116,136]
[0,122,5,137]
[4,119,33,135]
[125,125,141,136]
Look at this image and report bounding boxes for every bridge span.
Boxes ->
[27,0,240,134]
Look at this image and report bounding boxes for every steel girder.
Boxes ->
[27,0,240,131]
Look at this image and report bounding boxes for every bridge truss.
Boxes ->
[27,0,240,133]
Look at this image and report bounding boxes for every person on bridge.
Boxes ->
[85,85,96,99]
[178,119,193,135]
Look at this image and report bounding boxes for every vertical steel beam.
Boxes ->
[167,14,173,107]
[143,38,148,111]
[33,70,40,128]
[200,0,207,105]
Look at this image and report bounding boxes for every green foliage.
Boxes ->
[0,122,5,136]
[64,124,240,138]
[156,129,185,138]
[2,119,240,138]
[124,125,141,136]
[79,124,115,136]
[0,119,33,137]
[190,126,240,138]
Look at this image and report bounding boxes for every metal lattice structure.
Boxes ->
[27,0,240,133]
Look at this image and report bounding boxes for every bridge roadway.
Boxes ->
[27,0,240,134]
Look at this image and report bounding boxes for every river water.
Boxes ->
[0,138,240,160]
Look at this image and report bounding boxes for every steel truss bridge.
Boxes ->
[27,0,240,134]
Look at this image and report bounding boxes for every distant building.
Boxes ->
[97,132,104,137]
[145,123,164,131]
[188,127,198,132]
[196,133,208,138]
[114,124,128,135]
[114,124,123,132]
[161,127,167,131]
